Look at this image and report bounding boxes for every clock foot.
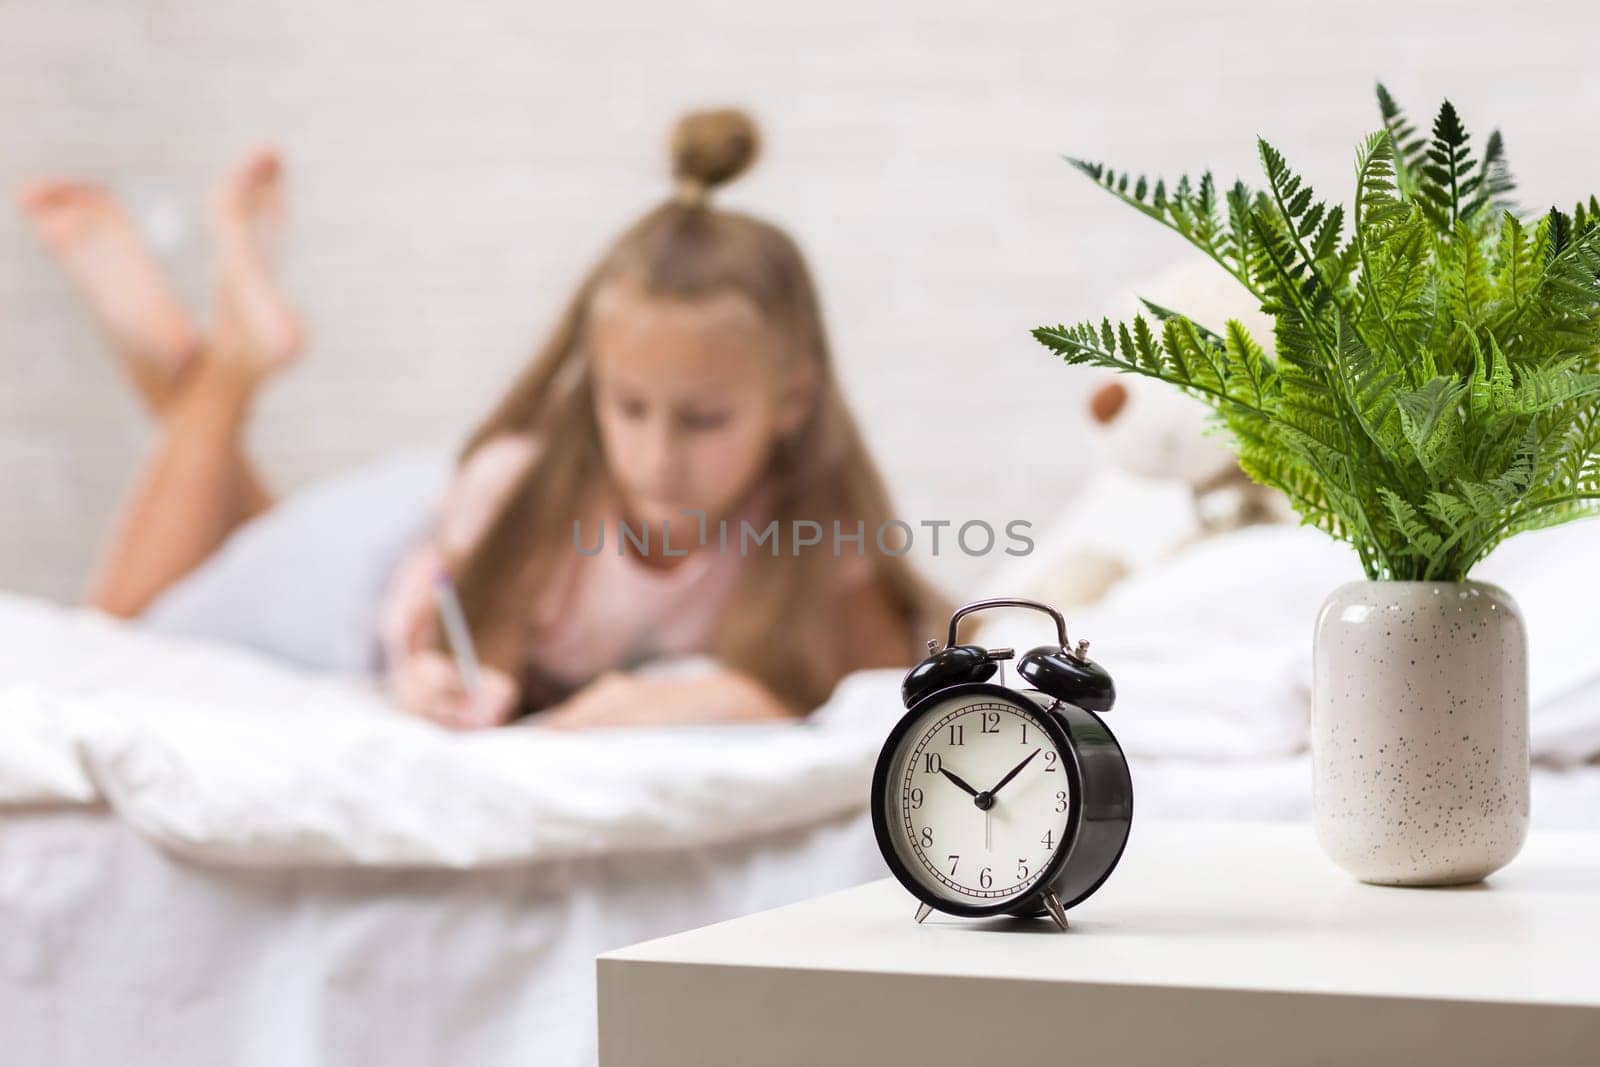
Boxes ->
[914,902,933,925]
[1041,892,1069,931]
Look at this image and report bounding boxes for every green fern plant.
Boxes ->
[1034,86,1600,581]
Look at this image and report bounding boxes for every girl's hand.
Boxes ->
[536,671,647,730]
[377,541,455,669]
[376,432,542,713]
[395,649,520,730]
[538,668,797,730]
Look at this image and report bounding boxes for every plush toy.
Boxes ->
[1090,372,1296,536]
[1001,261,1296,610]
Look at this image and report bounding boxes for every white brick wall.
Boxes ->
[3,0,1597,601]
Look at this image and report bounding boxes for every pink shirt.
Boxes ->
[378,433,873,706]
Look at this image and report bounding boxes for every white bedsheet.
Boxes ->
[0,805,885,1067]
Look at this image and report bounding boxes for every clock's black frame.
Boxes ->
[871,681,1133,920]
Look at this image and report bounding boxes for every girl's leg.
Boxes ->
[16,181,198,415]
[209,146,300,524]
[87,347,266,616]
[210,147,301,361]
[87,149,303,616]
[209,146,300,521]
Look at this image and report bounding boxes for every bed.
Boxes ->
[0,588,908,1067]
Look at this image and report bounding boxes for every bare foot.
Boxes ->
[210,147,303,372]
[17,180,198,408]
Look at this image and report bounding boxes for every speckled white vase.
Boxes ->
[1311,581,1529,886]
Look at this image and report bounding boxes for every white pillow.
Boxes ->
[141,448,452,674]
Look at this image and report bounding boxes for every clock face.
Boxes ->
[881,690,1074,907]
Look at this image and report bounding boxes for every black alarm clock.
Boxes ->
[871,597,1132,930]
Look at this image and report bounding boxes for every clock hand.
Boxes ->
[986,748,1042,799]
[938,767,981,798]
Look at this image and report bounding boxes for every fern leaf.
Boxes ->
[1138,298,1224,346]
[1223,320,1276,408]
[1353,132,1434,364]
[1067,158,1265,301]
[1257,138,1355,313]
[1378,487,1444,568]
[1439,218,1493,333]
[1414,100,1477,234]
[1396,376,1468,476]
[1464,129,1517,219]
[1376,83,1428,197]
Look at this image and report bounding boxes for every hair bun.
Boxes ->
[670,109,760,197]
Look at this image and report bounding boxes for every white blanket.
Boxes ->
[979,517,1600,765]
[0,593,905,867]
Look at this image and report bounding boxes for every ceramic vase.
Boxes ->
[1311,580,1529,885]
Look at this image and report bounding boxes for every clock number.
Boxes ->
[981,712,1000,734]
[948,724,964,747]
[979,867,993,889]
[920,827,934,847]
[924,752,942,775]
[947,855,959,875]
[909,787,924,810]
[1044,750,1058,772]
[1040,829,1055,851]
[1017,859,1030,881]
[1019,722,1028,744]
[1054,790,1068,813]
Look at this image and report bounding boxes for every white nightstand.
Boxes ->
[598,821,1600,1066]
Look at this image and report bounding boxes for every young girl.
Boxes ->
[21,109,947,729]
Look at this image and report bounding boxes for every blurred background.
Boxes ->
[3,0,1596,602]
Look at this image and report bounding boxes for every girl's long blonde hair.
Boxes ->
[455,109,949,711]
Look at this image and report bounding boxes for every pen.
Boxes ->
[432,569,484,702]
